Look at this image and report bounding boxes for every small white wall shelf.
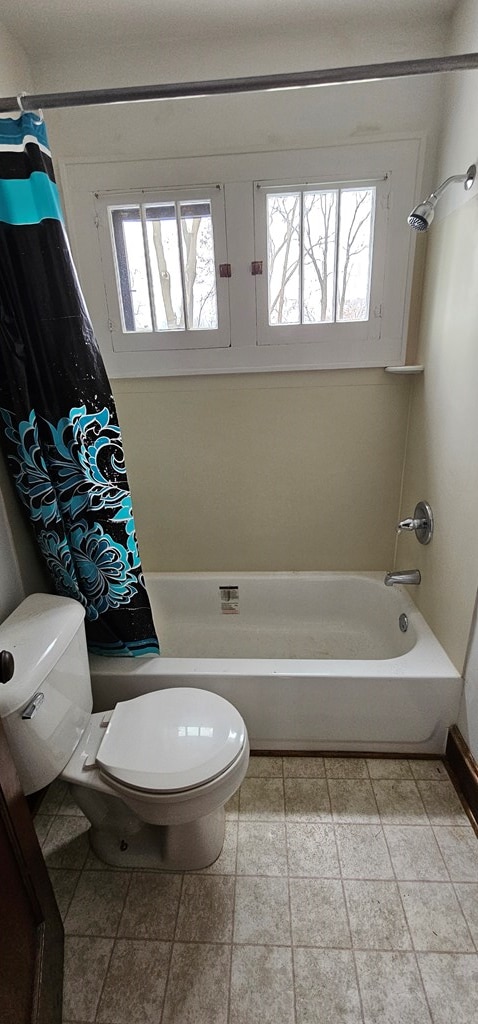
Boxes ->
[384,365,424,374]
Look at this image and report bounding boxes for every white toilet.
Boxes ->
[0,593,249,869]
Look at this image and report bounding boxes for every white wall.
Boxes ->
[30,14,449,93]
[0,18,31,96]
[40,22,446,191]
[32,13,445,195]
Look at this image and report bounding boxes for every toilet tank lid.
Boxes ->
[0,594,85,717]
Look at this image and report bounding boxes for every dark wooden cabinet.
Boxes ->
[0,721,63,1024]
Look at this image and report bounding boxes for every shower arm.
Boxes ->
[425,165,476,206]
[428,172,469,203]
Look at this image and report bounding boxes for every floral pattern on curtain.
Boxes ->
[0,111,159,656]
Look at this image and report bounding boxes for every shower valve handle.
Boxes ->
[396,517,426,533]
[395,501,434,545]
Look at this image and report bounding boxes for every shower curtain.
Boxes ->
[0,111,159,657]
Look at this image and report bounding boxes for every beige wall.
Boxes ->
[114,370,410,572]
[397,3,478,685]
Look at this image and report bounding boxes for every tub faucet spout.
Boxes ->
[384,569,421,586]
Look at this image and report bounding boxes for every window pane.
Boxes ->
[111,207,153,331]
[111,197,221,334]
[145,204,185,331]
[336,187,375,322]
[179,200,218,330]
[267,192,301,325]
[302,190,338,324]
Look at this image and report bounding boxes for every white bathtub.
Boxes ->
[90,572,463,754]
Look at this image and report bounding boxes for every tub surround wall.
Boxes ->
[396,202,478,673]
[113,370,410,573]
[396,0,478,714]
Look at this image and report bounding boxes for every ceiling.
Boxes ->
[1,0,459,57]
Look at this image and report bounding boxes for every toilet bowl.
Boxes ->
[0,594,249,870]
[62,687,249,869]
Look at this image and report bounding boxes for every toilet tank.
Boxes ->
[0,594,92,795]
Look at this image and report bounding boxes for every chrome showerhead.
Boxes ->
[408,163,476,231]
[407,199,437,232]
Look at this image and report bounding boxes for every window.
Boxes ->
[110,200,218,333]
[265,185,375,327]
[254,178,386,350]
[62,139,421,376]
[95,186,229,351]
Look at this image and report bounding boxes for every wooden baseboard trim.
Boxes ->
[446,725,478,832]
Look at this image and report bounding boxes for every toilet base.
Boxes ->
[87,806,225,870]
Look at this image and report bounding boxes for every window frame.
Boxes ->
[94,184,230,352]
[60,138,422,378]
[254,176,389,352]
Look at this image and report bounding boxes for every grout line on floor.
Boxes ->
[225,827,238,1024]
[335,808,366,1023]
[158,869,185,1024]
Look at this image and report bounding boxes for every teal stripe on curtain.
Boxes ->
[0,111,50,150]
[0,171,63,225]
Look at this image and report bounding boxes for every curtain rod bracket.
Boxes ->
[16,91,43,124]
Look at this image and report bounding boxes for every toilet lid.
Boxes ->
[96,688,246,793]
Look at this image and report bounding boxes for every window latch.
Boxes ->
[219,263,232,278]
[251,261,263,276]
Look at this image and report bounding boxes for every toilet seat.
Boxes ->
[96,687,246,794]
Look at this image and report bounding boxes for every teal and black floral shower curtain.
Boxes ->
[0,111,159,657]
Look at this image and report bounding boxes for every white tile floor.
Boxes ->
[35,755,478,1024]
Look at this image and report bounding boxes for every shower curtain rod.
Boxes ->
[1,51,478,113]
